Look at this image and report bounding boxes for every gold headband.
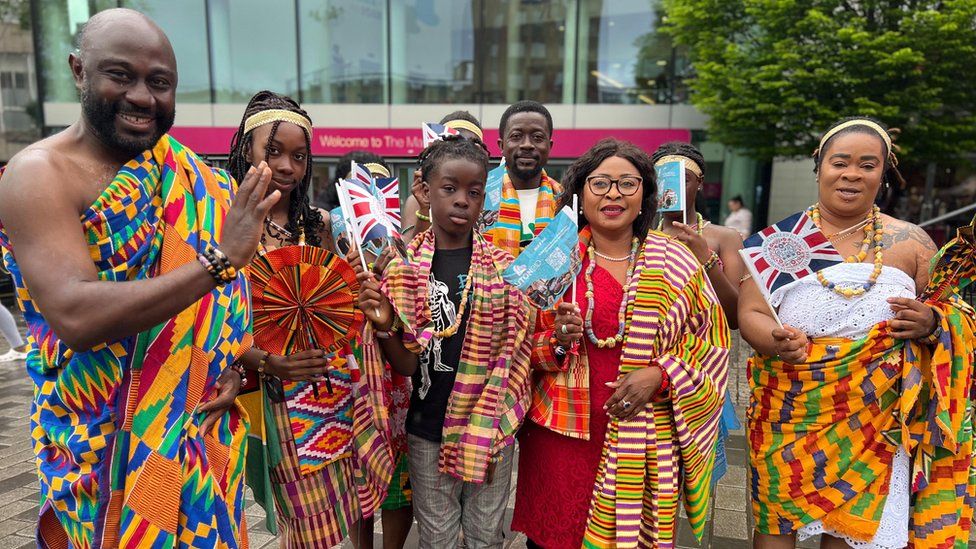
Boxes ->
[443,119,484,140]
[243,109,313,138]
[654,155,702,178]
[364,163,391,178]
[817,119,892,157]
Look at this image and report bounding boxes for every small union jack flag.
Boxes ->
[422,122,460,148]
[339,180,400,243]
[739,211,843,298]
[371,176,401,232]
[349,160,373,188]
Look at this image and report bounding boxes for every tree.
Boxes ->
[662,0,976,164]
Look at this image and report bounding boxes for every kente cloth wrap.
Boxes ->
[238,336,397,543]
[530,229,731,548]
[483,171,561,257]
[749,298,976,548]
[378,229,535,482]
[0,135,252,549]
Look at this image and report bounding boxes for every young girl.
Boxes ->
[229,91,357,548]
[352,135,536,548]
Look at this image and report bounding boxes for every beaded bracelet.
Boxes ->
[651,364,670,400]
[416,210,431,222]
[198,245,238,285]
[702,251,721,272]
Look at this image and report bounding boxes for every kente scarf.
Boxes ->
[750,298,976,548]
[532,229,729,548]
[0,135,252,549]
[483,170,561,257]
[380,229,535,482]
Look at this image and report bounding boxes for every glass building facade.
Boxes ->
[33,0,689,106]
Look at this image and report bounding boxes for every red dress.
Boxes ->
[512,261,623,549]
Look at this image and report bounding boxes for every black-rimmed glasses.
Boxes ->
[585,175,643,196]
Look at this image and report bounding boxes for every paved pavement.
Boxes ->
[0,311,971,548]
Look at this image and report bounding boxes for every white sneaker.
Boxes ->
[0,348,27,361]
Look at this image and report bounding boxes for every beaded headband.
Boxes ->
[443,119,484,140]
[654,154,703,178]
[816,119,893,159]
[243,109,313,138]
[364,163,391,178]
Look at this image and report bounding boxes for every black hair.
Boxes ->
[499,100,553,137]
[438,110,482,128]
[650,141,706,179]
[812,116,905,190]
[729,195,744,205]
[418,134,490,183]
[558,138,657,240]
[228,90,324,246]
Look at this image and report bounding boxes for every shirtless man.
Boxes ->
[0,9,275,547]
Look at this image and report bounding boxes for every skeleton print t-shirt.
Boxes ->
[406,246,471,442]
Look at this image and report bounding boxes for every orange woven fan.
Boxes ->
[249,245,364,357]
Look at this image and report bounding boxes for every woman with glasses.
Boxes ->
[512,138,730,549]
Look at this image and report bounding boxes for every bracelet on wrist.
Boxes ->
[257,351,271,378]
[199,245,239,286]
[702,251,721,272]
[416,210,431,222]
[650,364,670,399]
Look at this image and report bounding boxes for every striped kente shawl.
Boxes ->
[0,135,252,548]
[529,230,730,548]
[750,297,976,548]
[483,171,561,257]
[380,229,535,482]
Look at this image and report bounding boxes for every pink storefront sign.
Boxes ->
[169,126,691,159]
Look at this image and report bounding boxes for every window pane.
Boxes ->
[389,0,477,104]
[480,0,574,104]
[208,0,299,103]
[299,1,387,103]
[3,110,34,132]
[34,0,92,102]
[122,0,212,103]
[578,0,688,104]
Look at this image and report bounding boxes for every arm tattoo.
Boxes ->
[882,220,938,251]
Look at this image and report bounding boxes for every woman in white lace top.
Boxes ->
[739,117,948,549]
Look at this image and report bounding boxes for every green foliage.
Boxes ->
[663,0,976,163]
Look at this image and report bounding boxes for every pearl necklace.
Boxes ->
[808,203,884,298]
[584,237,640,348]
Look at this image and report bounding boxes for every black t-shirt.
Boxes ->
[406,246,472,442]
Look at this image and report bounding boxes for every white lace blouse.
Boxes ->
[771,262,914,549]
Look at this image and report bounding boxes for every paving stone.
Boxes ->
[712,509,749,541]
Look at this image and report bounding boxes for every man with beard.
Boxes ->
[0,9,276,548]
[486,100,561,257]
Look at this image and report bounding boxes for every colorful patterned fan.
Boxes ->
[249,245,364,357]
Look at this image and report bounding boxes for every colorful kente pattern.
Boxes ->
[750,297,976,548]
[483,171,561,257]
[0,135,252,548]
[579,231,730,549]
[921,212,975,302]
[281,364,354,475]
[377,230,536,483]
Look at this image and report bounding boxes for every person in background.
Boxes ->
[724,194,753,237]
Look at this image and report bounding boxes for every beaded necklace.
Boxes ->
[432,252,476,339]
[656,212,706,235]
[584,237,640,348]
[808,203,884,298]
